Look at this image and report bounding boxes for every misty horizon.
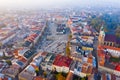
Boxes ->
[0,0,120,9]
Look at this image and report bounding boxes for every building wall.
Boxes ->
[104,41,114,47]
[52,65,69,73]
[82,46,93,51]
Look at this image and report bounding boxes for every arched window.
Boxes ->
[104,42,106,45]
[110,43,112,46]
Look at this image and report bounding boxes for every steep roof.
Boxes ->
[116,38,120,45]
[115,64,120,71]
[104,33,116,42]
[34,76,44,80]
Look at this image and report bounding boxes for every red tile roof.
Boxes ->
[41,52,48,56]
[2,77,8,80]
[31,64,38,70]
[30,27,40,31]
[34,76,44,80]
[115,64,120,71]
[98,45,120,51]
[53,55,73,67]
[97,46,105,58]
[25,33,38,42]
[18,57,27,63]
[103,45,120,51]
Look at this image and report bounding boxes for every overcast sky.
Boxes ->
[0,0,120,9]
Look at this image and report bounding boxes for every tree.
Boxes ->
[6,60,12,65]
[65,42,71,57]
[116,26,120,38]
[61,72,68,77]
[35,68,39,76]
[90,17,105,32]
[110,57,120,63]
[68,34,72,41]
[56,73,66,80]
[43,71,47,78]
[65,33,72,57]
[81,77,86,80]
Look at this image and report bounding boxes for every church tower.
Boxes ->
[98,26,105,45]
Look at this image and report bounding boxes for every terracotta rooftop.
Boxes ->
[41,52,48,56]
[18,56,27,63]
[103,45,120,51]
[87,57,93,63]
[53,55,73,67]
[33,76,44,80]
[87,66,93,74]
[115,64,120,71]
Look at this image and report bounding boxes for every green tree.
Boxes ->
[116,26,120,38]
[6,60,12,65]
[43,71,47,78]
[81,77,86,80]
[35,68,39,76]
[68,34,72,41]
[56,73,66,80]
[90,17,105,32]
[65,42,71,57]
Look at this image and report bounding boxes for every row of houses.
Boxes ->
[66,14,97,79]
[68,16,96,52]
[2,49,36,79]
[15,50,74,80]
[19,52,43,80]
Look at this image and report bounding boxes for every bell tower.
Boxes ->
[98,26,105,45]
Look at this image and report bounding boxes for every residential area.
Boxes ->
[0,2,120,80]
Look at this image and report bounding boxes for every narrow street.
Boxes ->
[92,37,98,68]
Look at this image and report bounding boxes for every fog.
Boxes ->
[0,0,120,9]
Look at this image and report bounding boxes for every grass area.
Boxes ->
[110,57,120,63]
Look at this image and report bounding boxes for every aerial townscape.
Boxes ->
[0,0,120,80]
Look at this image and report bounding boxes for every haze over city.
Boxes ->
[0,0,120,9]
[0,0,120,80]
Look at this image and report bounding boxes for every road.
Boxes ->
[92,37,99,68]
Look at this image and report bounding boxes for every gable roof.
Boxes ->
[104,33,116,42]
[116,38,120,45]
